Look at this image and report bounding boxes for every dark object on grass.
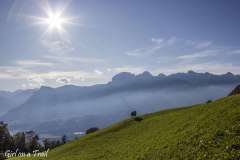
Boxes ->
[131,111,137,118]
[134,117,143,122]
[228,85,240,96]
[206,99,212,103]
[86,127,99,134]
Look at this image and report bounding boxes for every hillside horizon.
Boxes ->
[10,94,240,160]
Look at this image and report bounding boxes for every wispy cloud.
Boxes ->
[125,37,215,58]
[41,39,75,55]
[40,71,104,80]
[0,66,30,79]
[0,66,106,86]
[185,40,213,48]
[125,37,177,57]
[28,76,45,87]
[56,77,71,84]
[178,48,240,60]
[42,55,108,64]
[94,69,104,76]
[179,50,218,59]
[0,72,15,79]
[10,69,107,88]
[15,59,53,67]
[229,49,240,55]
[196,41,212,48]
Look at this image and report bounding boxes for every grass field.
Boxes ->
[12,95,240,159]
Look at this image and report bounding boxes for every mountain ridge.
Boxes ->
[1,71,240,135]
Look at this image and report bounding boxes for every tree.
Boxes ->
[206,99,212,103]
[85,127,99,134]
[0,121,12,153]
[43,139,62,150]
[24,131,39,152]
[61,135,67,144]
[13,132,25,152]
[43,139,50,150]
[29,135,39,152]
[55,140,61,147]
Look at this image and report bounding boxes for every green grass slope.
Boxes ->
[14,95,240,159]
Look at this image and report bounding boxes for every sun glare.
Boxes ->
[47,12,64,29]
[40,10,70,37]
[27,1,80,38]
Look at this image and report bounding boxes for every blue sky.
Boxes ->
[0,0,240,91]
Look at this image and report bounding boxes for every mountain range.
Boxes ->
[0,89,38,116]
[0,71,240,137]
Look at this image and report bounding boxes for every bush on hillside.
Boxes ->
[85,127,99,134]
[206,99,212,103]
[134,117,143,122]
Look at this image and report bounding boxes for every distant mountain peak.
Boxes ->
[137,71,153,78]
[38,86,54,93]
[204,72,211,75]
[142,71,152,76]
[157,73,166,77]
[225,72,234,76]
[187,70,197,74]
[40,86,53,90]
[112,72,135,82]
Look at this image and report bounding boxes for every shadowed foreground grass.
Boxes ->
[12,95,240,159]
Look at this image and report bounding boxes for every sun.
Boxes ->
[47,12,64,29]
[27,1,80,38]
[40,10,69,37]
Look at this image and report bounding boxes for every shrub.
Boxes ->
[85,127,99,134]
[206,100,212,103]
[134,117,143,122]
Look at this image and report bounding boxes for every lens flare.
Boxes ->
[46,12,64,29]
[32,0,77,38]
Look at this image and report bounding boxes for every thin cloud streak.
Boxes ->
[125,37,177,57]
[179,50,218,59]
[229,49,240,55]
[184,40,213,48]
[41,39,75,55]
[42,55,108,64]
[94,69,104,76]
[0,65,106,81]
[15,59,53,66]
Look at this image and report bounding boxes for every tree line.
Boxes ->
[0,121,67,159]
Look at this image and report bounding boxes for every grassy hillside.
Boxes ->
[13,95,240,159]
